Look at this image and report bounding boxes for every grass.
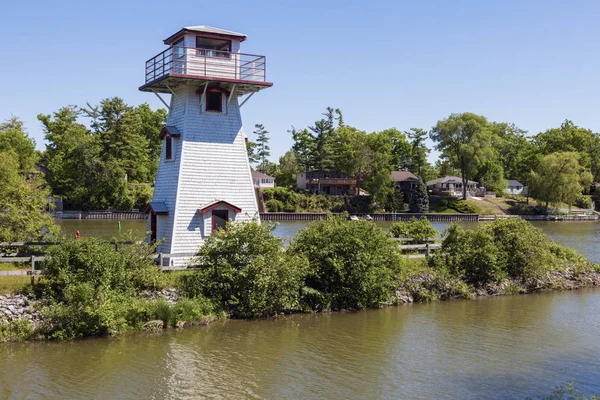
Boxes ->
[0,276,34,295]
[428,196,460,214]
[0,263,28,272]
[464,199,504,215]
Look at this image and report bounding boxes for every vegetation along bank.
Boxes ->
[1,217,598,343]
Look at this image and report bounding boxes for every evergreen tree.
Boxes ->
[308,109,336,172]
[253,124,271,173]
[246,140,259,168]
[410,178,429,213]
[290,126,313,171]
[406,128,431,177]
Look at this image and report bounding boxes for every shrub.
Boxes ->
[449,200,477,214]
[266,198,284,212]
[289,215,404,310]
[37,237,164,339]
[409,179,429,213]
[431,218,593,288]
[574,194,592,209]
[181,221,307,318]
[263,187,298,212]
[389,217,437,244]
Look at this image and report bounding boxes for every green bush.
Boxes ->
[389,217,437,244]
[289,216,404,310]
[181,221,307,318]
[574,194,592,209]
[37,237,165,339]
[0,319,34,342]
[265,198,284,212]
[431,218,593,288]
[449,200,477,213]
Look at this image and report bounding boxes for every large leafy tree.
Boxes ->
[253,124,271,173]
[363,131,394,207]
[534,120,600,181]
[274,150,299,188]
[381,128,412,171]
[0,148,58,243]
[290,126,313,172]
[430,113,493,199]
[529,152,593,212]
[491,122,539,184]
[0,117,38,172]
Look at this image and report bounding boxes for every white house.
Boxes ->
[252,171,275,188]
[427,176,477,196]
[141,26,272,267]
[506,179,526,195]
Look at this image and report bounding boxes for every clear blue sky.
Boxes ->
[2,0,599,163]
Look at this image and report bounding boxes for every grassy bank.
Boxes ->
[1,217,598,343]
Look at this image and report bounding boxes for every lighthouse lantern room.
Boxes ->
[141,26,272,267]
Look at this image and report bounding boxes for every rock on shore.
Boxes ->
[0,294,43,327]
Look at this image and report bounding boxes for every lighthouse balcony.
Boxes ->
[140,47,272,94]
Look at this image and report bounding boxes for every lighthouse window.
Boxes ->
[206,91,223,112]
[196,37,231,58]
[165,136,172,160]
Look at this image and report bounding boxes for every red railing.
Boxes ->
[145,47,267,84]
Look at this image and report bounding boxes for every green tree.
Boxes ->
[430,113,493,199]
[332,126,370,176]
[253,124,271,173]
[529,152,593,212]
[135,103,168,179]
[290,126,313,171]
[409,178,429,213]
[0,151,59,243]
[0,117,38,172]
[38,107,96,208]
[363,131,394,208]
[381,128,412,171]
[406,127,431,178]
[246,139,259,167]
[307,108,337,172]
[274,150,299,188]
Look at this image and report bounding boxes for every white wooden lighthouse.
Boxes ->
[140,26,272,267]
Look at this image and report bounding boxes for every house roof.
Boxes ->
[159,125,181,140]
[427,176,478,186]
[507,179,524,187]
[390,171,419,182]
[145,201,169,215]
[164,26,247,44]
[251,171,274,179]
[199,200,242,214]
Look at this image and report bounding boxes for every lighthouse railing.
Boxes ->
[145,46,267,84]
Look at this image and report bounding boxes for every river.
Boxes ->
[1,220,598,399]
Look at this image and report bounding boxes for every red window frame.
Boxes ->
[211,209,229,233]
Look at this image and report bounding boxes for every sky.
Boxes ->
[1,0,600,164]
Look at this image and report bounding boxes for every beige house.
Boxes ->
[252,171,275,188]
[427,176,477,196]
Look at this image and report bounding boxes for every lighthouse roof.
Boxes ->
[164,26,247,44]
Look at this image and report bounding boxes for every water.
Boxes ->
[57,219,600,263]
[3,219,597,399]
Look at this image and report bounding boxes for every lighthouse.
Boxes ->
[140,26,272,267]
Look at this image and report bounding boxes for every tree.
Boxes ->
[381,128,412,171]
[246,140,259,167]
[290,126,313,172]
[39,107,96,207]
[331,125,369,176]
[363,131,394,208]
[430,113,493,199]
[135,103,168,178]
[307,108,337,172]
[410,178,429,213]
[253,124,271,173]
[534,120,600,181]
[406,128,431,178]
[528,152,593,212]
[274,150,299,188]
[0,150,59,243]
[0,117,38,172]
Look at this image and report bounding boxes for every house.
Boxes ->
[427,176,477,196]
[142,26,272,267]
[506,179,526,195]
[391,171,419,191]
[252,171,275,188]
[296,171,359,195]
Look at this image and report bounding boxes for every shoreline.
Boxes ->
[51,211,599,222]
[3,268,599,343]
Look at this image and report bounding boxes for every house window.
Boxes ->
[196,37,231,58]
[212,209,228,233]
[165,136,172,160]
[206,91,223,112]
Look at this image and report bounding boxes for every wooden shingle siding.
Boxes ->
[149,84,258,267]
